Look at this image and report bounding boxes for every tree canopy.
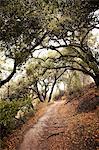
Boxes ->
[0,0,99,87]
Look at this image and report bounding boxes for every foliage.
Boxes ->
[66,71,83,93]
[0,97,34,138]
[0,0,47,87]
[39,0,99,87]
[26,57,67,102]
[0,0,99,87]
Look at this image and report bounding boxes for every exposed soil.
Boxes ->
[3,84,99,150]
[3,103,48,150]
[18,101,64,150]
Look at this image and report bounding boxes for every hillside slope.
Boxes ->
[3,84,99,150]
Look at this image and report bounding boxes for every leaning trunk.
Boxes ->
[0,60,16,88]
[48,78,56,102]
[94,75,99,88]
[35,81,44,102]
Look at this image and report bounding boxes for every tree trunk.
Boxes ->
[94,75,99,88]
[35,81,44,102]
[48,78,56,102]
[0,60,16,88]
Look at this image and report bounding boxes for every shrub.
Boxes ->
[0,97,34,139]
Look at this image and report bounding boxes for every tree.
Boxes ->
[39,0,99,87]
[47,68,67,102]
[26,58,47,102]
[26,57,67,102]
[0,0,47,87]
[0,0,99,88]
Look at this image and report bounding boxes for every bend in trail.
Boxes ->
[18,101,64,150]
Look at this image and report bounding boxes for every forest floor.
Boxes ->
[3,84,99,150]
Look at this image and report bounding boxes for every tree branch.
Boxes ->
[0,59,17,88]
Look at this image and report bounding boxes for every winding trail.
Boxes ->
[18,101,65,150]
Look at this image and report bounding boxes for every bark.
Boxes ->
[48,69,67,102]
[35,81,44,102]
[93,75,99,88]
[48,77,56,102]
[0,60,17,88]
[43,83,49,101]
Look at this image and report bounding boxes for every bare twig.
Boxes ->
[47,131,64,139]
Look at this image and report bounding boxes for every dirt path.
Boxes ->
[5,85,99,150]
[18,101,65,150]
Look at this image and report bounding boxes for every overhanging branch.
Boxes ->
[0,59,17,88]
